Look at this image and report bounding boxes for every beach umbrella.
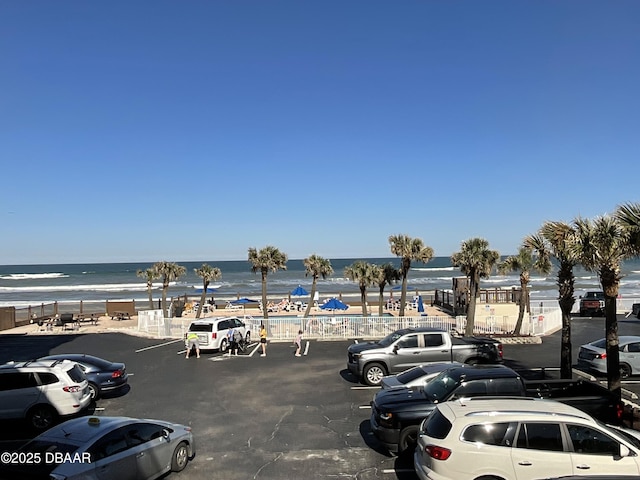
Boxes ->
[319,297,349,311]
[194,287,219,294]
[417,295,425,314]
[291,285,309,297]
[231,297,259,313]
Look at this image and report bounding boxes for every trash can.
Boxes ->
[173,302,185,318]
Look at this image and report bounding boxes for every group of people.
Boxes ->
[185,323,302,358]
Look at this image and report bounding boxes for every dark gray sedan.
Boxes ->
[9,416,195,480]
[39,354,128,400]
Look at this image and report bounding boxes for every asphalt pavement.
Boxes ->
[1,315,640,479]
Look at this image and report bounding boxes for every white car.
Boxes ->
[184,316,251,353]
[0,359,91,430]
[414,397,640,480]
[578,336,640,378]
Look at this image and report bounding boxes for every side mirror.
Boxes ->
[162,429,170,440]
[393,344,399,354]
[618,444,631,459]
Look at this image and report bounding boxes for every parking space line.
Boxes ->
[303,341,309,356]
[382,469,414,474]
[358,405,371,409]
[351,386,378,390]
[135,339,183,352]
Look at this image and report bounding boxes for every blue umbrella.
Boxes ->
[291,285,309,296]
[417,295,425,314]
[319,298,349,311]
[231,298,258,304]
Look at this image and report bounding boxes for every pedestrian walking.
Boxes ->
[259,323,267,357]
[294,329,303,357]
[227,327,237,356]
[186,332,200,359]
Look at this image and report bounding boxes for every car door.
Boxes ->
[510,422,573,480]
[565,423,640,475]
[622,342,640,375]
[232,318,246,337]
[389,334,422,373]
[87,427,138,480]
[0,372,40,419]
[124,422,172,480]
[416,332,452,364]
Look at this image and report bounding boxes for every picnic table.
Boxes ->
[111,311,131,321]
[76,313,100,325]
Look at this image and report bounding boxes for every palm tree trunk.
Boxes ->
[360,287,368,317]
[304,278,317,318]
[399,274,408,317]
[378,287,385,316]
[465,273,479,336]
[557,262,575,379]
[147,284,154,310]
[261,271,268,320]
[513,279,527,335]
[604,290,622,401]
[161,285,168,318]
[196,291,206,319]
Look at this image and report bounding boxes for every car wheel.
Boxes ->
[27,405,57,431]
[219,338,228,353]
[620,363,632,379]
[171,441,189,472]
[475,477,505,480]
[88,382,100,401]
[465,357,481,366]
[363,363,387,386]
[399,425,419,454]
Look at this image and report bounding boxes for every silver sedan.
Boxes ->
[578,335,640,378]
[10,416,195,480]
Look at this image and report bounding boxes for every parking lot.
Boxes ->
[2,315,640,479]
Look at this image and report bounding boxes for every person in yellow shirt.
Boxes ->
[186,332,200,359]
[259,324,267,357]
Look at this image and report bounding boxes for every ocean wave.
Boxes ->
[412,266,456,272]
[0,273,68,280]
[0,281,179,293]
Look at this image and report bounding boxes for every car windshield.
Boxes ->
[422,372,459,402]
[591,339,607,349]
[585,292,604,299]
[378,331,406,347]
[66,364,87,383]
[22,439,81,455]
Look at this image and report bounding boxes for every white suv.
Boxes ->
[414,397,640,480]
[0,359,91,430]
[184,316,251,353]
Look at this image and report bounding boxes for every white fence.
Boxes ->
[135,310,566,341]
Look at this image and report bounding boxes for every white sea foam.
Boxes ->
[412,266,456,272]
[0,281,178,293]
[0,273,67,280]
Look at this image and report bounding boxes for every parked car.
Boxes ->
[4,416,195,480]
[380,362,463,391]
[184,316,251,353]
[414,397,640,480]
[578,335,640,378]
[38,354,128,400]
[0,359,91,430]
[347,328,503,386]
[371,364,623,455]
[579,290,605,316]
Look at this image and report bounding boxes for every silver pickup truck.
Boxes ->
[346,327,503,386]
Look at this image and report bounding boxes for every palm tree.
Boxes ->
[498,245,552,335]
[373,263,401,316]
[136,267,159,309]
[451,238,500,336]
[573,214,634,400]
[616,202,640,255]
[389,234,434,317]
[344,261,377,317]
[525,221,578,379]
[152,261,186,318]
[303,254,333,318]
[194,264,222,319]
[248,246,288,320]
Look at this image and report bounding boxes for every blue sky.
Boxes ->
[1,1,639,265]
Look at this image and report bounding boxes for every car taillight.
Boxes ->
[112,370,123,379]
[617,402,624,421]
[63,386,82,393]
[212,332,217,339]
[596,353,607,359]
[497,343,503,358]
[425,444,451,460]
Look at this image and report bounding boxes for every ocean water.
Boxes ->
[1,257,640,308]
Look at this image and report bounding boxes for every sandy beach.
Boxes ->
[2,301,450,337]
